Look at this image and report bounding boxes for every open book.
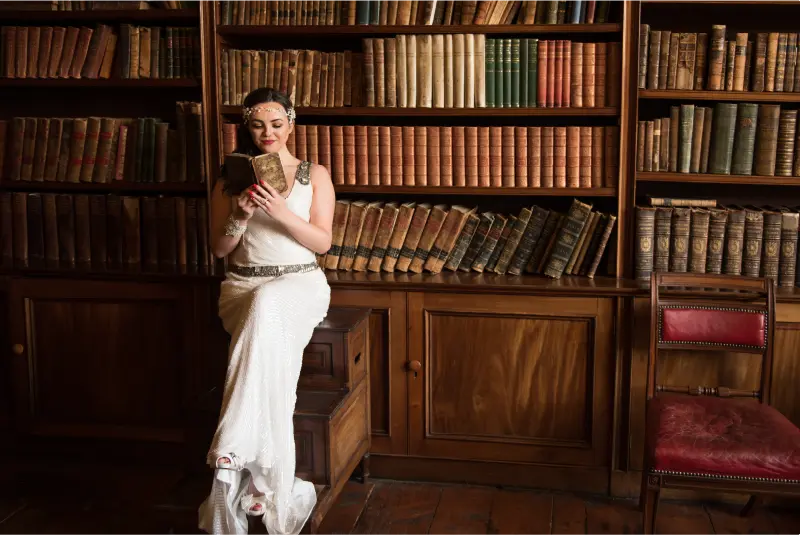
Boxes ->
[224,152,289,196]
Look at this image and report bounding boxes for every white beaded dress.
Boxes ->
[198,161,331,535]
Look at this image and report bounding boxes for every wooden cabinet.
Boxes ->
[407,292,615,468]
[5,277,205,450]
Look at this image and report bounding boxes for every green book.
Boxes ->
[503,39,512,107]
[495,38,505,108]
[510,38,521,108]
[528,39,538,107]
[520,38,528,107]
[486,39,496,108]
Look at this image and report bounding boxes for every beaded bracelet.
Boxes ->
[224,214,247,237]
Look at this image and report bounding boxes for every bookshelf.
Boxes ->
[0,1,218,466]
[623,0,800,500]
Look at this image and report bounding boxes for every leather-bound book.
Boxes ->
[754,104,780,176]
[635,206,656,281]
[705,208,728,275]
[669,207,690,273]
[707,25,726,90]
[759,207,781,281]
[443,213,479,272]
[708,103,737,175]
[337,200,368,272]
[777,208,799,287]
[694,33,707,90]
[381,201,416,273]
[741,206,764,278]
[485,214,516,273]
[688,208,710,274]
[367,202,400,273]
[721,205,745,276]
[775,109,797,176]
[425,205,476,274]
[352,201,384,272]
[508,206,549,276]
[458,212,494,272]
[223,152,288,195]
[408,204,448,274]
[395,203,433,273]
[653,207,672,273]
[325,200,350,270]
[731,103,758,175]
[544,199,592,279]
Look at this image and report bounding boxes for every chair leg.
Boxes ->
[641,475,661,534]
[740,495,760,517]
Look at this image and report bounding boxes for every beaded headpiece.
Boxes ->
[242,104,296,124]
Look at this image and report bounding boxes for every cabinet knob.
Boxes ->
[11,344,24,355]
[407,360,422,372]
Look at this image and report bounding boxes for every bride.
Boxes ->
[198,87,334,535]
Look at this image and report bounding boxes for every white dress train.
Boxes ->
[199,161,331,535]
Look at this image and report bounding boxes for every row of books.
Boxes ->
[222,123,619,189]
[323,197,616,279]
[0,1,192,10]
[637,103,800,177]
[219,1,614,27]
[0,24,200,80]
[639,25,800,93]
[635,203,800,289]
[1,103,206,184]
[221,37,620,110]
[0,191,211,275]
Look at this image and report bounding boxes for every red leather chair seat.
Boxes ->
[647,395,800,481]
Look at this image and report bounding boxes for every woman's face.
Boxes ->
[247,101,293,154]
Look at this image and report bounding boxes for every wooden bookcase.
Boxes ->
[623,0,800,498]
[0,3,221,464]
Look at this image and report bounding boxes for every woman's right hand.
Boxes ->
[234,187,259,220]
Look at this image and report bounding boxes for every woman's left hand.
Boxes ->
[250,181,291,224]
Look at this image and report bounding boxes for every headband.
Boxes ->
[242,104,297,124]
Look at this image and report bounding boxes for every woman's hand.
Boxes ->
[234,187,259,220]
[250,181,291,224]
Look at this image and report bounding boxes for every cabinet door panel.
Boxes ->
[408,292,614,468]
[330,288,407,455]
[8,278,194,443]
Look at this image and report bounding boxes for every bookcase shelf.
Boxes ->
[0,78,200,89]
[639,89,800,103]
[0,8,199,23]
[217,23,623,38]
[0,181,208,195]
[220,105,620,117]
[323,270,638,295]
[636,172,800,186]
[335,185,618,196]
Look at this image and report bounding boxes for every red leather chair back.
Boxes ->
[648,272,775,403]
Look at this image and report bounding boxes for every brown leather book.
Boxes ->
[514,126,527,187]
[367,201,401,273]
[223,152,288,195]
[325,199,350,270]
[352,201,384,272]
[381,201,417,272]
[425,205,476,274]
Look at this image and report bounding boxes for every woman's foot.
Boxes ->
[241,494,266,516]
[215,453,243,470]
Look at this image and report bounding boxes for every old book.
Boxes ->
[776,109,797,176]
[425,205,477,274]
[678,104,694,173]
[707,25,726,90]
[525,211,562,274]
[458,211,494,272]
[653,207,672,273]
[352,201,384,272]
[337,200,368,271]
[731,103,758,175]
[381,201,416,272]
[688,208,710,274]
[325,200,351,270]
[722,205,745,276]
[224,152,288,196]
[708,103,737,175]
[587,214,617,279]
[700,106,713,173]
[394,202,431,272]
[669,207,691,273]
[485,214,516,273]
[706,208,728,275]
[759,207,781,282]
[567,211,598,275]
[408,204,448,273]
[635,206,656,281]
[443,213,480,272]
[742,206,764,277]
[777,209,799,288]
[690,106,705,173]
[493,206,533,275]
[544,199,592,279]
[754,104,781,176]
[367,202,401,272]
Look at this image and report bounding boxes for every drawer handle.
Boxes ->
[354,352,361,364]
[12,344,24,355]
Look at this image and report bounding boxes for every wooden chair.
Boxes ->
[641,272,800,534]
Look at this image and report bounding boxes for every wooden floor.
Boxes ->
[1,465,799,534]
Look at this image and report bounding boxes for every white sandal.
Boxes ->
[241,494,267,516]
[215,453,244,470]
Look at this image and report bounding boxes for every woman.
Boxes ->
[198,87,335,535]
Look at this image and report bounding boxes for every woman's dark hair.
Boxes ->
[219,87,294,194]
[233,87,294,156]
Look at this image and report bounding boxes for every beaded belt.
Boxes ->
[227,262,320,278]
